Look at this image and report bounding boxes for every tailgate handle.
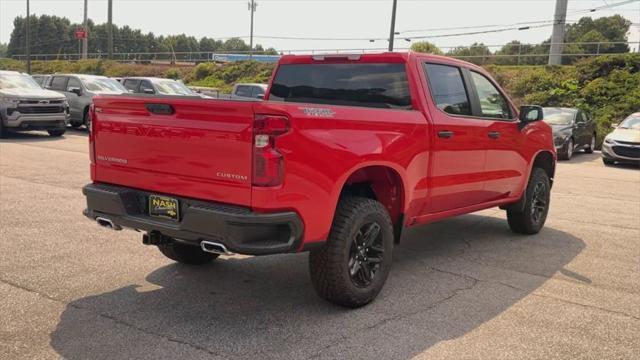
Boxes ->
[145,103,175,115]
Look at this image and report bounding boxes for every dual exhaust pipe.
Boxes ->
[96,217,231,255]
[96,217,122,231]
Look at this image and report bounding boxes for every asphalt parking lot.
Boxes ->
[1,129,639,359]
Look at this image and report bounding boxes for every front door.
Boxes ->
[466,70,526,201]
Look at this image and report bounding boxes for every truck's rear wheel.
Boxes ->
[309,196,393,308]
[158,241,219,265]
[507,167,550,234]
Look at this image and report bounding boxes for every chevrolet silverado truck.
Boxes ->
[83,53,556,307]
[0,70,68,138]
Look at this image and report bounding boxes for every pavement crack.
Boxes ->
[305,273,479,359]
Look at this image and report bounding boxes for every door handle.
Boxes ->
[488,131,501,139]
[437,130,454,139]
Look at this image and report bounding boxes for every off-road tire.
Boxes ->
[48,129,66,137]
[584,133,596,154]
[309,196,394,308]
[558,138,573,160]
[507,167,550,234]
[158,241,219,265]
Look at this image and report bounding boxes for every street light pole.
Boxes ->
[82,0,88,59]
[107,0,113,59]
[248,0,257,59]
[26,0,31,73]
[388,0,398,51]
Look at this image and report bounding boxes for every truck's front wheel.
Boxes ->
[158,241,219,265]
[309,196,394,308]
[507,167,550,234]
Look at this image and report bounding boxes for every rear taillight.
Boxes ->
[252,114,289,187]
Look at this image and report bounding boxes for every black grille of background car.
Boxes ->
[18,100,65,105]
[612,146,640,159]
[15,106,65,114]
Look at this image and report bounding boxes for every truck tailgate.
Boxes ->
[91,96,254,206]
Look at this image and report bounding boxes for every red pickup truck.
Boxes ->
[83,52,555,307]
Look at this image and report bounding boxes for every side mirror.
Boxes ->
[143,88,155,95]
[519,105,543,129]
[68,87,82,96]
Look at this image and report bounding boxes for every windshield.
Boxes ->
[618,114,640,129]
[0,73,43,90]
[542,108,576,125]
[81,77,126,93]
[153,80,195,95]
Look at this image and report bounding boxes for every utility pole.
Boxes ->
[548,0,568,65]
[107,0,113,59]
[82,0,88,59]
[26,0,31,73]
[388,0,398,51]
[248,0,257,59]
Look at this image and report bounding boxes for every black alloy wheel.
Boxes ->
[348,222,384,287]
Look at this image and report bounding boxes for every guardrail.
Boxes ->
[9,41,639,65]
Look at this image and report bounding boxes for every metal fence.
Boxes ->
[10,41,639,65]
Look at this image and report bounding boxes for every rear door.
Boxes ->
[421,62,490,213]
[92,96,255,206]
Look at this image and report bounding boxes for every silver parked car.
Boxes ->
[0,70,68,138]
[602,113,640,166]
[121,77,199,96]
[45,74,127,128]
[231,83,267,99]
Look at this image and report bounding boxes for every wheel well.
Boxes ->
[533,151,555,187]
[340,166,405,243]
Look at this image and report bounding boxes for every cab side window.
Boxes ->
[140,80,155,94]
[123,79,140,93]
[235,85,252,97]
[67,77,82,91]
[469,72,512,119]
[49,76,68,91]
[424,63,471,116]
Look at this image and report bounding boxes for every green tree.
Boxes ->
[0,43,7,58]
[410,41,442,55]
[446,43,492,65]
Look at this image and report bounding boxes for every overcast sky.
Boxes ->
[1,0,639,53]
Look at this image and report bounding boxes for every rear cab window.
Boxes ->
[123,79,140,92]
[49,76,68,91]
[424,63,471,116]
[269,63,412,109]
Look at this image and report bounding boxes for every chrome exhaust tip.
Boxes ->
[200,241,232,255]
[96,217,122,231]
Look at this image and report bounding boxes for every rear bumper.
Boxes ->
[82,183,304,255]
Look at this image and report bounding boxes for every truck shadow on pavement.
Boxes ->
[50,214,586,359]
